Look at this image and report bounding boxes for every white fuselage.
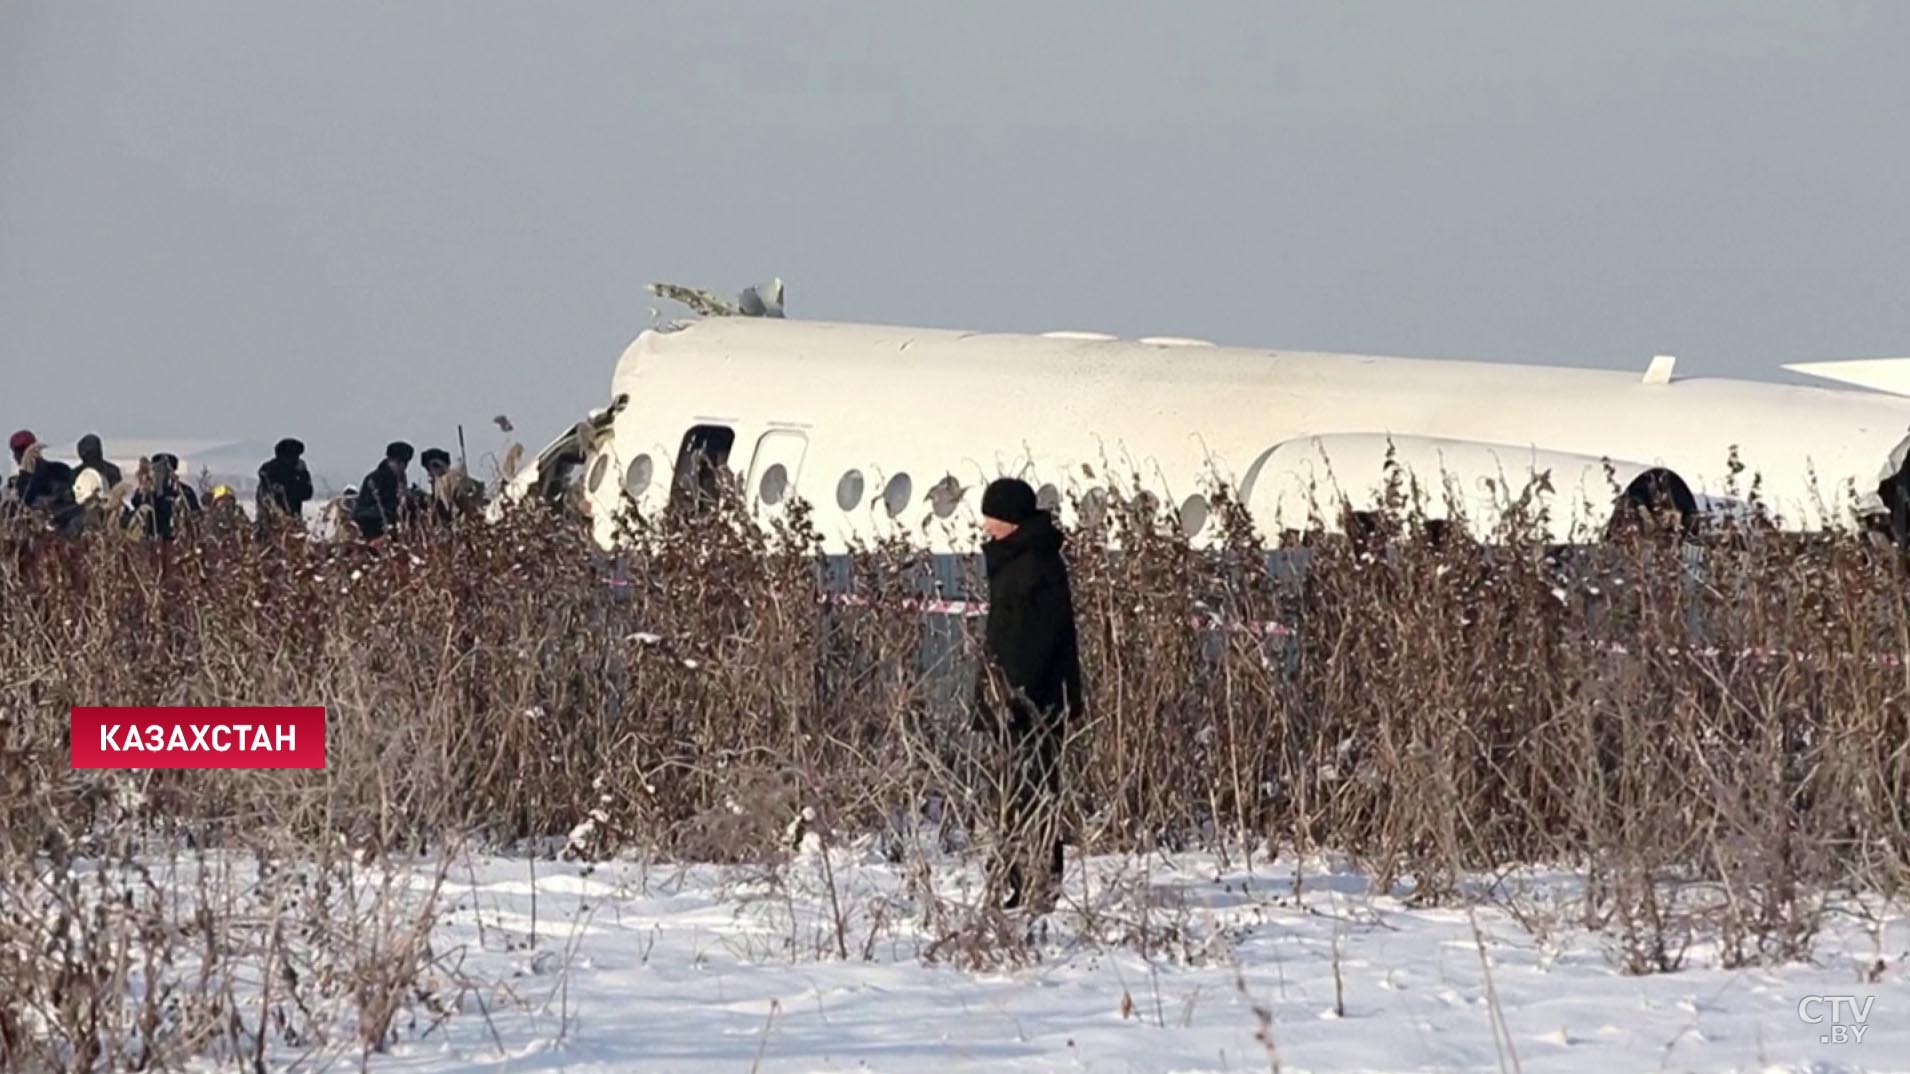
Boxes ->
[575,318,1910,552]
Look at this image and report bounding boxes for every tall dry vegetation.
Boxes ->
[4,470,1910,1064]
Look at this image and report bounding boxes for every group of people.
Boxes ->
[8,425,1083,910]
[343,440,486,539]
[5,428,235,538]
[3,430,485,541]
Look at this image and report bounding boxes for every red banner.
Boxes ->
[70,707,327,769]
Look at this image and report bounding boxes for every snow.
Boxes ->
[294,848,1910,1074]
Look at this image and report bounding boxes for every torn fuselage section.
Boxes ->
[489,277,784,523]
[1866,427,1910,547]
[492,394,629,519]
[645,277,784,321]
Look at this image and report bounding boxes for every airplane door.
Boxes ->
[746,428,809,514]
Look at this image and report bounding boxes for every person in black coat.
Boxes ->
[8,429,76,510]
[127,453,201,540]
[976,476,1084,910]
[257,437,315,523]
[74,434,123,490]
[417,446,485,526]
[416,447,452,523]
[353,441,414,539]
[7,430,84,534]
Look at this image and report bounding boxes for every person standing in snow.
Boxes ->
[8,429,76,509]
[6,429,34,500]
[203,484,249,537]
[353,441,414,539]
[256,437,315,525]
[418,446,485,526]
[71,434,123,505]
[321,485,359,541]
[975,476,1084,911]
[6,430,83,533]
[416,447,451,522]
[127,453,202,540]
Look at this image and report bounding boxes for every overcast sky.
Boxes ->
[4,1,1908,485]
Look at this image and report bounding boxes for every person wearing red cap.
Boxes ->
[3,428,31,509]
[6,429,77,515]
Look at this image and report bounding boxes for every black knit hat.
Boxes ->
[420,447,451,470]
[385,441,414,464]
[275,437,304,460]
[980,477,1038,524]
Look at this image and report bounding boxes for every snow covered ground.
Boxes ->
[309,843,1910,1074]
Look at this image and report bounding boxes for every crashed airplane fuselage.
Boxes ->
[529,315,1910,553]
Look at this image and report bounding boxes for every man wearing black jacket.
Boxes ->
[418,447,484,525]
[353,441,413,539]
[74,434,123,492]
[977,476,1084,911]
[257,438,315,522]
[7,430,78,519]
[128,453,200,540]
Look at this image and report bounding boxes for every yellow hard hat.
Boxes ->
[211,484,235,500]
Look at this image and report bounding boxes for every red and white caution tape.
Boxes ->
[607,577,1909,662]
[607,577,1295,636]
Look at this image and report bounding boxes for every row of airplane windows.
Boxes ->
[573,422,1214,531]
[585,423,1214,535]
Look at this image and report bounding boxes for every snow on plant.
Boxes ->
[4,463,1910,1068]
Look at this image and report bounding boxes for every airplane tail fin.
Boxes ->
[1784,358,1910,398]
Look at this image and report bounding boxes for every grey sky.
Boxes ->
[4,1,1908,488]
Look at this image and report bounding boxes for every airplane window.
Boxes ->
[627,454,653,495]
[1180,494,1209,537]
[587,453,610,493]
[837,469,865,510]
[929,475,963,518]
[1036,483,1061,513]
[760,463,789,504]
[883,473,912,517]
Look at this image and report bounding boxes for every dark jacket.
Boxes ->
[75,457,122,491]
[980,511,1085,726]
[257,457,315,518]
[11,460,76,509]
[353,464,405,538]
[129,482,201,540]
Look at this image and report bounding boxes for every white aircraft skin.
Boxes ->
[562,318,1910,554]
